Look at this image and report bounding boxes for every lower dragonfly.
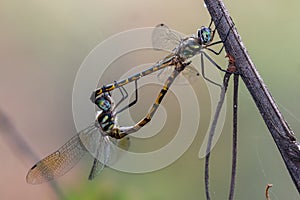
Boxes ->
[26,83,136,184]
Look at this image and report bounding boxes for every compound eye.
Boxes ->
[200,27,212,44]
[96,97,111,111]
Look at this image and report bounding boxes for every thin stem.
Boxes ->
[205,72,232,200]
[228,74,239,200]
[0,108,65,199]
[265,184,273,200]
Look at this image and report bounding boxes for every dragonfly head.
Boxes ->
[95,93,113,112]
[197,26,212,45]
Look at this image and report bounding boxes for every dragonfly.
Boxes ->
[90,17,233,133]
[92,24,223,101]
[26,84,136,184]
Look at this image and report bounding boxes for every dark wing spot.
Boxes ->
[30,164,37,170]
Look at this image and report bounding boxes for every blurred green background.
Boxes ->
[1,0,300,199]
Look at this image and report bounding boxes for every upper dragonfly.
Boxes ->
[91,18,229,101]
[88,19,231,136]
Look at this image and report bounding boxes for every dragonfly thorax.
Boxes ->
[175,37,202,60]
[97,111,116,132]
[197,26,212,45]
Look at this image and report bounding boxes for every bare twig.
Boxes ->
[229,73,239,200]
[204,0,300,192]
[205,72,232,200]
[265,184,273,200]
[0,108,65,199]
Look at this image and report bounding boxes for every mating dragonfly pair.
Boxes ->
[26,17,234,184]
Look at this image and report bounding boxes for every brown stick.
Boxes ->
[204,0,300,192]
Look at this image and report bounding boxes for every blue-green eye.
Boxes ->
[197,27,211,44]
[96,97,111,111]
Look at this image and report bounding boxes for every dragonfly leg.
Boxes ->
[205,21,235,55]
[203,51,227,72]
[205,51,240,75]
[114,81,129,109]
[200,52,222,87]
[208,18,213,29]
[209,13,224,42]
[205,41,225,55]
[115,80,138,115]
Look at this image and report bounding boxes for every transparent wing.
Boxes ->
[107,136,130,166]
[79,124,115,179]
[88,136,131,180]
[25,126,96,184]
[79,124,110,163]
[88,159,104,180]
[179,65,200,85]
[87,136,113,180]
[157,65,200,85]
[152,24,199,85]
[152,23,183,51]
[116,136,130,151]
